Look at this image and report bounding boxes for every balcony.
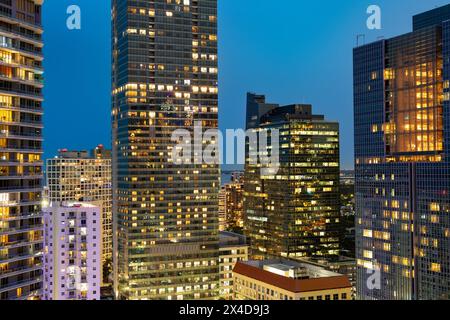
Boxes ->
[0,26,43,47]
[0,73,44,88]
[0,57,43,72]
[0,12,43,35]
[0,89,43,101]
[0,238,42,250]
[0,263,42,279]
[0,41,43,60]
[0,131,43,141]
[0,251,43,265]
[0,210,43,221]
[0,102,43,114]
[0,225,43,237]
[0,276,43,294]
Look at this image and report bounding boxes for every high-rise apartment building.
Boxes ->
[46,147,112,268]
[218,186,227,232]
[112,0,220,300]
[43,203,101,300]
[354,4,450,300]
[0,0,44,300]
[219,172,244,231]
[244,93,341,260]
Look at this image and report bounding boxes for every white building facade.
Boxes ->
[43,203,101,300]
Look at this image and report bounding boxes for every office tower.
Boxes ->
[354,4,450,300]
[0,0,44,300]
[46,147,112,272]
[43,203,101,300]
[219,172,244,231]
[219,231,248,300]
[112,0,219,300]
[233,259,352,301]
[244,93,341,260]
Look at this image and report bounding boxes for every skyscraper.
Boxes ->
[112,0,219,300]
[0,0,44,300]
[244,93,341,261]
[218,186,227,232]
[219,172,244,232]
[354,4,450,300]
[46,147,112,271]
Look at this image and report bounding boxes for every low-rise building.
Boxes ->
[297,257,356,299]
[233,259,352,300]
[219,231,248,299]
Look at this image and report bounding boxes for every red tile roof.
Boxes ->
[233,262,351,293]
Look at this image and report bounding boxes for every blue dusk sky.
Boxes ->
[42,0,450,169]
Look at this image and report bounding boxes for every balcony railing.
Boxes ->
[0,73,44,87]
[0,276,43,294]
[0,26,42,44]
[0,42,43,59]
[0,11,43,33]
[0,263,42,279]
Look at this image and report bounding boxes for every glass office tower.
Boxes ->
[354,4,450,300]
[112,0,219,300]
[244,93,341,260]
[0,0,44,300]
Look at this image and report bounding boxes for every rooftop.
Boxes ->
[55,145,111,159]
[45,202,99,209]
[219,231,247,248]
[413,3,450,31]
[234,259,351,293]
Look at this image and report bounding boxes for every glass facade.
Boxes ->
[46,150,112,266]
[219,172,244,231]
[112,0,220,300]
[244,93,341,261]
[354,4,450,300]
[0,0,44,300]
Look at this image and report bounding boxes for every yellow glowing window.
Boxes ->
[384,68,394,80]
[431,263,441,273]
[363,229,373,238]
[430,203,440,212]
[371,124,378,133]
[371,71,378,80]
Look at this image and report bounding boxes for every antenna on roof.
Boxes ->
[356,34,365,47]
